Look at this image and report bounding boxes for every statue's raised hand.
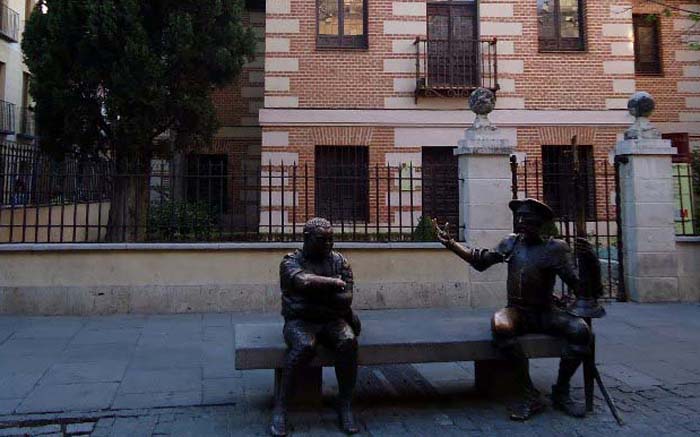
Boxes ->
[432,218,454,248]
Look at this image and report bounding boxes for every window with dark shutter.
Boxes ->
[663,133,690,163]
[633,14,662,75]
[186,154,229,214]
[315,146,369,221]
[542,145,595,220]
[317,0,367,49]
[421,147,459,236]
[537,0,585,51]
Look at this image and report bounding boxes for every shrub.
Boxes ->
[148,200,214,241]
[413,216,438,242]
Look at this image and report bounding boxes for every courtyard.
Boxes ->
[1,303,699,436]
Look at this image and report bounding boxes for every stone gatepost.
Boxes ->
[615,92,680,302]
[455,88,514,307]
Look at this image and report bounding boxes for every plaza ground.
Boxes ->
[1,303,699,436]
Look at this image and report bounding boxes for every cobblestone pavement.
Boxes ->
[1,303,699,436]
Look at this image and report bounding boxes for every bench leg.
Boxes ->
[475,359,530,397]
[274,367,323,407]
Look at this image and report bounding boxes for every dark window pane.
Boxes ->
[559,0,580,38]
[186,154,228,215]
[421,147,458,237]
[633,14,661,75]
[426,3,477,87]
[663,133,690,163]
[315,146,369,222]
[538,0,584,51]
[319,0,339,36]
[542,145,595,220]
[343,0,363,36]
[538,0,556,39]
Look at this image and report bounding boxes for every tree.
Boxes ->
[22,0,256,241]
[640,0,699,50]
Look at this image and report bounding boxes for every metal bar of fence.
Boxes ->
[604,160,613,297]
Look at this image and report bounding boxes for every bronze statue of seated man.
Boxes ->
[271,217,361,436]
[436,199,596,421]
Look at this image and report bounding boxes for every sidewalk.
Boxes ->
[1,303,699,436]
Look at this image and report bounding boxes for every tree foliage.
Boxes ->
[22,0,256,163]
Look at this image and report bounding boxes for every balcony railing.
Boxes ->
[18,107,35,139]
[0,100,15,134]
[414,37,499,100]
[0,3,19,42]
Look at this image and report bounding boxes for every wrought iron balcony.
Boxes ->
[0,3,19,42]
[0,100,15,134]
[19,106,35,139]
[414,37,499,100]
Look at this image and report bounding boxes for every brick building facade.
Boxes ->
[207,0,699,235]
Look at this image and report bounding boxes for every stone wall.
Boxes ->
[0,243,488,315]
[676,238,700,301]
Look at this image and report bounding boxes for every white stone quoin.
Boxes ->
[615,92,679,302]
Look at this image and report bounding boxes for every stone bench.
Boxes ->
[235,317,567,402]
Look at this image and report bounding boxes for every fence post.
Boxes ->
[454,88,514,307]
[614,93,680,302]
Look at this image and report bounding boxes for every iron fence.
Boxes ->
[511,155,624,301]
[0,148,459,243]
[414,37,498,99]
[673,162,699,236]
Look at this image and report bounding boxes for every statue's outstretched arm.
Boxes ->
[433,219,505,271]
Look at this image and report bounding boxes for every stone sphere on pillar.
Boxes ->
[469,88,496,115]
[627,91,655,119]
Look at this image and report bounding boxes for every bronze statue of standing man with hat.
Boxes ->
[435,198,600,420]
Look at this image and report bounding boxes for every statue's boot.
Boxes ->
[335,341,359,434]
[497,339,544,421]
[337,398,359,434]
[551,357,586,418]
[270,372,289,437]
[269,407,288,437]
[509,387,545,421]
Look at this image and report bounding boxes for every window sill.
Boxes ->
[537,49,587,54]
[315,46,369,52]
[635,72,664,78]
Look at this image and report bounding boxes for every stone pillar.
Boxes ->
[455,88,514,307]
[615,92,680,302]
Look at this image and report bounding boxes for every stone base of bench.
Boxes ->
[475,359,530,397]
[274,359,530,404]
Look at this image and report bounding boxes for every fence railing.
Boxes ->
[0,148,460,243]
[673,162,699,236]
[511,155,624,301]
[0,3,19,42]
[414,37,498,99]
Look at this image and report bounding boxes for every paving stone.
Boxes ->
[65,421,96,434]
[15,382,119,413]
[0,398,21,415]
[202,377,242,405]
[40,361,128,385]
[119,368,201,394]
[112,391,202,409]
[112,416,158,437]
[69,328,141,345]
[58,342,136,364]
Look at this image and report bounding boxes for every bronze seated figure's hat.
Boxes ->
[508,198,555,221]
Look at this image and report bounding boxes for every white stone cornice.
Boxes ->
[259,109,634,127]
